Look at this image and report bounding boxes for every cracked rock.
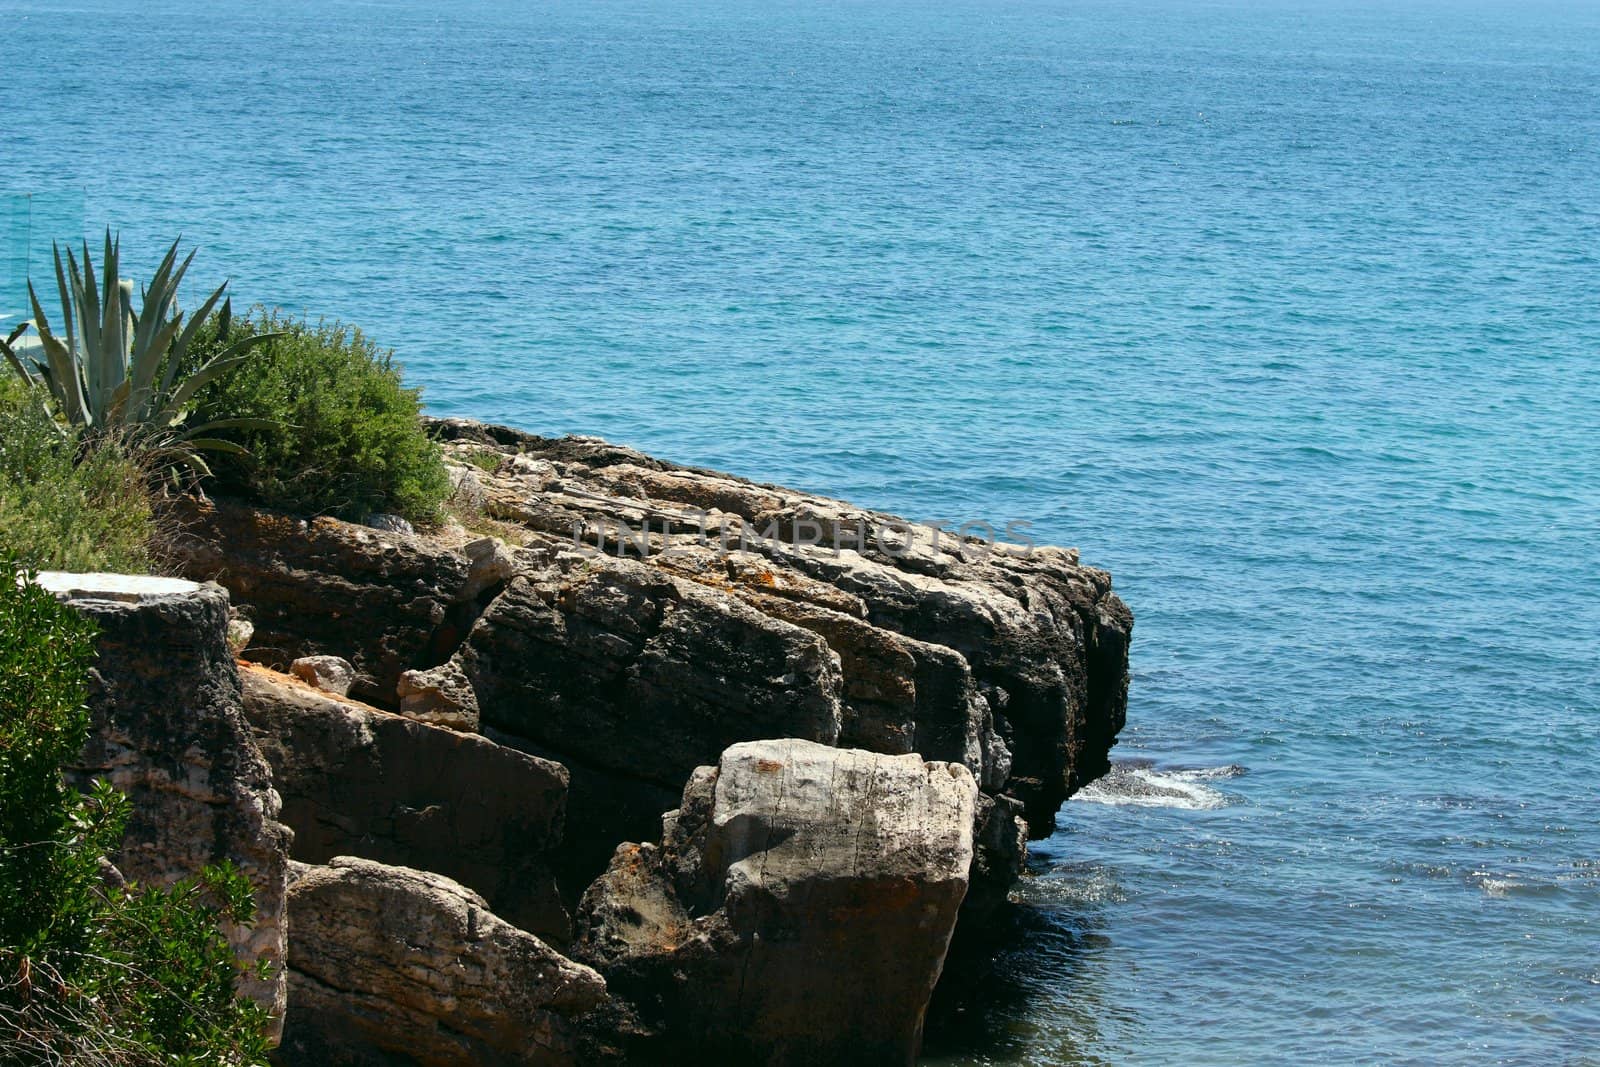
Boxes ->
[575,739,976,1066]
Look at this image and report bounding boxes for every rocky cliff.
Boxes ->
[92,420,1135,1064]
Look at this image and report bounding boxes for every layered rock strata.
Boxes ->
[42,573,293,1036]
[171,421,1132,917]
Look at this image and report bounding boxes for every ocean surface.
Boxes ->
[5,0,1599,1062]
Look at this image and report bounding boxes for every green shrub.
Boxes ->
[0,565,270,1064]
[187,309,450,524]
[0,376,155,573]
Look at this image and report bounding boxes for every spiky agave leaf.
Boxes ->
[122,238,195,423]
[3,231,283,482]
[26,276,90,425]
[0,322,71,441]
[0,321,38,388]
[154,331,280,428]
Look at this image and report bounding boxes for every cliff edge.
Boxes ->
[146,420,1131,1063]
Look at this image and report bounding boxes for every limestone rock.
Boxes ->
[239,665,569,943]
[446,461,490,513]
[458,552,845,793]
[170,498,478,703]
[177,422,1130,929]
[461,535,517,600]
[397,660,481,731]
[227,611,255,653]
[432,419,1133,837]
[280,857,605,1067]
[576,739,977,1066]
[291,655,356,697]
[42,573,292,1038]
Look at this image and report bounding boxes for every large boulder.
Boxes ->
[239,664,569,943]
[576,739,978,1066]
[43,573,293,1037]
[279,857,605,1067]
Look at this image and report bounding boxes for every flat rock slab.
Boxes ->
[38,571,201,601]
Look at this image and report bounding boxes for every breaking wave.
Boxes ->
[1071,761,1245,811]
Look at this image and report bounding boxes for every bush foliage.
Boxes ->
[0,376,155,574]
[188,310,450,524]
[0,566,270,1064]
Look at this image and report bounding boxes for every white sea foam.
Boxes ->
[1018,863,1129,907]
[1070,763,1241,811]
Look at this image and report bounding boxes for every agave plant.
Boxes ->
[0,231,276,479]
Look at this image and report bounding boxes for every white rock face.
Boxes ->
[397,659,482,732]
[37,571,200,602]
[461,535,518,599]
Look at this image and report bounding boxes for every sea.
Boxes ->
[4,0,1598,1062]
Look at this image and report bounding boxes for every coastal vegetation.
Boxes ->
[0,566,270,1064]
[0,234,276,483]
[182,309,450,525]
[0,232,451,572]
[0,375,156,574]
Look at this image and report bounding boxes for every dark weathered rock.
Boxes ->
[430,419,1133,838]
[484,729,679,908]
[963,792,1030,923]
[576,739,977,1066]
[170,498,477,704]
[239,664,570,943]
[457,551,845,793]
[43,573,292,1036]
[177,422,1129,933]
[280,857,605,1067]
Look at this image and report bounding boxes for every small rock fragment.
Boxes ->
[461,535,518,600]
[398,660,481,732]
[446,462,490,514]
[364,512,415,535]
[291,655,356,697]
[226,613,254,654]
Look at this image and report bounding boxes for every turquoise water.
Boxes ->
[6,0,1600,1061]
